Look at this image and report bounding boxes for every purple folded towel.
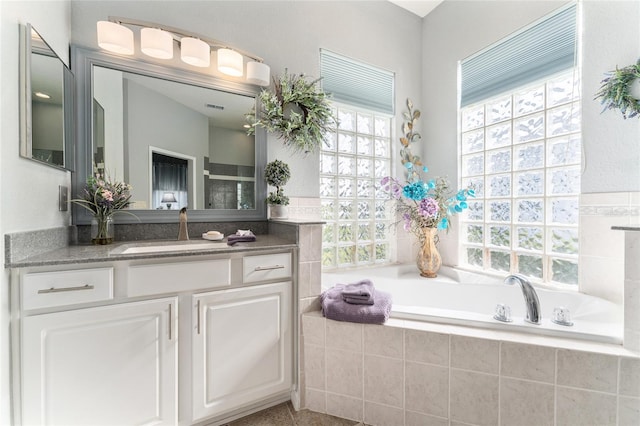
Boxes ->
[227,234,257,246]
[321,284,392,324]
[341,279,375,305]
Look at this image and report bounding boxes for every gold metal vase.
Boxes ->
[416,227,441,278]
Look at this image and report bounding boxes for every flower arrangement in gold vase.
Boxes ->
[381,99,475,277]
[71,173,135,244]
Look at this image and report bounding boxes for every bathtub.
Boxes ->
[321,264,623,344]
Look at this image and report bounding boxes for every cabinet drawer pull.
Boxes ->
[38,284,94,294]
[254,265,285,271]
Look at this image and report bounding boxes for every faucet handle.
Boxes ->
[552,306,573,326]
[493,303,513,322]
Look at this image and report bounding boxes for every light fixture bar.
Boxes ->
[106,16,265,63]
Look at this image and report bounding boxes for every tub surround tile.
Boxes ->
[405,362,449,418]
[304,344,326,390]
[405,411,449,426]
[500,342,555,383]
[556,387,617,426]
[451,335,499,374]
[302,312,640,425]
[363,401,404,426]
[450,369,499,426]
[618,396,640,426]
[302,315,325,347]
[326,320,363,352]
[364,324,403,359]
[625,231,640,280]
[578,255,624,304]
[304,388,326,414]
[326,348,363,398]
[297,260,321,299]
[363,355,404,407]
[326,393,363,422]
[579,214,627,258]
[499,377,554,426]
[405,329,449,366]
[620,357,640,397]
[625,279,640,328]
[556,349,619,393]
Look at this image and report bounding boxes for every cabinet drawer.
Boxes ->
[243,252,291,283]
[22,268,114,310]
[128,258,231,297]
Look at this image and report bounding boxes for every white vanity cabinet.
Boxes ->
[11,248,294,426]
[192,280,292,421]
[21,297,178,426]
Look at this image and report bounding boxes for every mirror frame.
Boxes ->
[19,23,75,171]
[71,46,268,224]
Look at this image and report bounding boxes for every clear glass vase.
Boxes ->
[91,215,114,245]
[416,227,441,278]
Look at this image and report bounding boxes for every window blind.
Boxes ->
[460,3,577,107]
[320,49,395,114]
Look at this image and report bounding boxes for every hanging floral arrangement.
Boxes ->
[595,59,640,119]
[247,69,336,154]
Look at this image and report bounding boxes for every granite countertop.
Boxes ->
[6,235,297,268]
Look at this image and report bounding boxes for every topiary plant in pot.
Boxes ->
[264,159,291,219]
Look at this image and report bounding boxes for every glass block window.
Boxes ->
[320,104,393,268]
[460,70,580,285]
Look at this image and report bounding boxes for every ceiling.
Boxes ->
[389,0,445,17]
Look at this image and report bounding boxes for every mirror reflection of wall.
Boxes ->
[92,65,256,211]
[21,24,73,170]
[31,53,64,166]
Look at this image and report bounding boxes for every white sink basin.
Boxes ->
[112,241,225,255]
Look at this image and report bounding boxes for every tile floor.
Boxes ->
[225,401,363,426]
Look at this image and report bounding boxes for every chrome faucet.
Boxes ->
[504,274,541,324]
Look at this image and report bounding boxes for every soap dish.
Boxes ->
[202,232,224,241]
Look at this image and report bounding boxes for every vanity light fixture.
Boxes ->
[140,27,174,59]
[97,20,134,55]
[180,37,210,67]
[217,48,243,77]
[96,17,270,85]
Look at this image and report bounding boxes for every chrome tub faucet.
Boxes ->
[504,274,541,324]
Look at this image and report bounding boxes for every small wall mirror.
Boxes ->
[19,23,74,170]
[72,47,267,224]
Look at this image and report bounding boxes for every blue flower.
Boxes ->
[403,181,427,200]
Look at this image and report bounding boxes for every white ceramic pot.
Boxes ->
[268,204,289,219]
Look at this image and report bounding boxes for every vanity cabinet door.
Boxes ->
[192,282,292,422]
[21,297,178,426]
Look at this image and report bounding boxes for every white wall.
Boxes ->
[70,0,423,198]
[1,2,71,423]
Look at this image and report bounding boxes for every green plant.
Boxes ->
[247,69,336,153]
[595,59,640,119]
[264,159,291,205]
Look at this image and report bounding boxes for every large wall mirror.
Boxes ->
[19,23,74,170]
[72,46,267,224]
